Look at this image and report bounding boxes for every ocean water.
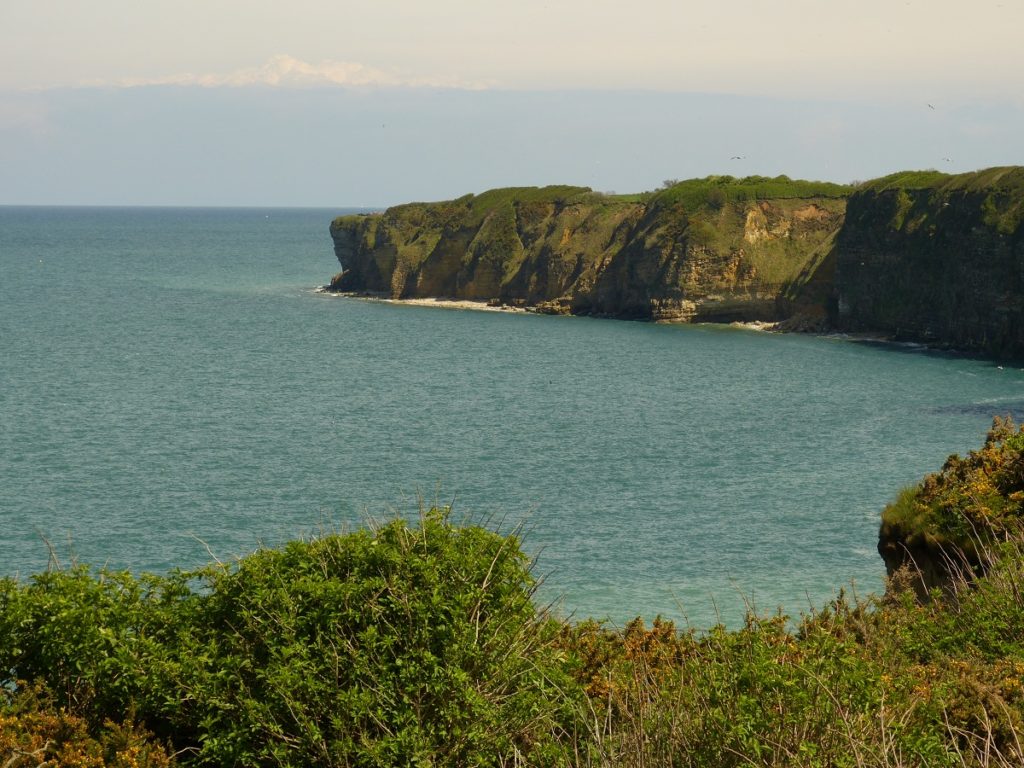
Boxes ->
[3,206,1024,628]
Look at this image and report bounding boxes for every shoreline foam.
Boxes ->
[315,289,532,314]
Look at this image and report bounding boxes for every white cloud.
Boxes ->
[108,55,483,90]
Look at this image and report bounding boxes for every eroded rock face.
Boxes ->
[328,169,1024,352]
[832,168,1024,357]
[328,182,847,323]
[877,523,978,602]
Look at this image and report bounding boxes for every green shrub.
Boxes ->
[174,509,579,766]
[0,510,581,767]
[889,416,1024,548]
[0,566,193,726]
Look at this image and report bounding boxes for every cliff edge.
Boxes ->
[878,416,1024,599]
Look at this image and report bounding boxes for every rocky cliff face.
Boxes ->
[329,179,849,322]
[832,168,1024,356]
[329,168,1024,353]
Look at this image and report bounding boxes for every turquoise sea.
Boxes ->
[3,206,1024,628]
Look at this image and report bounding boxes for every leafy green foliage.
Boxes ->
[176,510,578,766]
[0,510,580,767]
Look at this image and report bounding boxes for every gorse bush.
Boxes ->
[881,416,1024,554]
[0,684,173,768]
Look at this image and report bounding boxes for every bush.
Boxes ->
[0,509,581,767]
[0,684,173,768]
[173,509,579,766]
[882,416,1024,551]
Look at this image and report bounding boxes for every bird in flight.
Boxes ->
[927,103,936,110]
[730,155,745,160]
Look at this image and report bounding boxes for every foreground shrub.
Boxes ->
[174,509,579,766]
[0,684,173,768]
[0,509,581,767]
[7,428,1024,767]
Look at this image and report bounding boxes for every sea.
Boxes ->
[3,205,1024,628]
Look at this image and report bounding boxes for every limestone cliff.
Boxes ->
[328,178,849,322]
[329,168,1024,353]
[832,167,1024,356]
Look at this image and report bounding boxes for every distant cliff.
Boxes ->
[329,168,1024,355]
[831,167,1024,356]
[329,178,849,322]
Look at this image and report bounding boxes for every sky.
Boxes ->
[1,0,1022,206]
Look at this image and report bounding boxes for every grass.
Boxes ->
[858,170,953,192]
[650,175,853,212]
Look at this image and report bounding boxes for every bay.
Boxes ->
[3,205,1023,628]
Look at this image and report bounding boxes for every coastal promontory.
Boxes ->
[329,167,1024,356]
[329,178,849,323]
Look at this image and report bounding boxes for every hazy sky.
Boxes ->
[1,1,1022,205]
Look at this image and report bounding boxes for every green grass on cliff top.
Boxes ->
[333,168,1024,227]
[457,185,600,225]
[860,166,1024,194]
[457,185,593,210]
[337,176,852,222]
[651,175,853,211]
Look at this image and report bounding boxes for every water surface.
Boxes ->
[3,206,1022,627]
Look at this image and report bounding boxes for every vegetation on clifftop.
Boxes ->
[859,167,1024,195]
[881,416,1024,560]
[650,174,852,211]
[7,426,1024,766]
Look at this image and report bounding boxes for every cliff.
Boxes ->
[329,178,850,322]
[832,167,1024,356]
[328,168,1024,354]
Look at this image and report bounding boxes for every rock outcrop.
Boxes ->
[876,416,1024,601]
